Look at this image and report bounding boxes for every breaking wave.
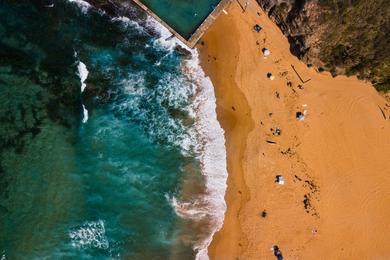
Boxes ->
[69,220,109,250]
[147,17,227,260]
[68,3,227,259]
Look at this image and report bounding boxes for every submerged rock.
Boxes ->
[174,44,192,59]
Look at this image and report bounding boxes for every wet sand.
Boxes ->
[198,0,390,259]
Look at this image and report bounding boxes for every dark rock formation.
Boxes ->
[256,0,390,92]
[174,44,192,59]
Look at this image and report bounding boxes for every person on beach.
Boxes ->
[273,245,283,260]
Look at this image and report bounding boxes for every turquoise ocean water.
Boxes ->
[0,1,227,259]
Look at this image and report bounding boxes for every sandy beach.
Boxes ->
[198,0,390,259]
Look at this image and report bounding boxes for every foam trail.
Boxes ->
[148,16,228,260]
[82,104,89,123]
[76,61,89,123]
[77,61,89,93]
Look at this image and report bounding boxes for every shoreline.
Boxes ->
[198,0,390,259]
[197,6,253,257]
[147,17,230,260]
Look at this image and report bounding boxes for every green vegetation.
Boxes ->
[259,0,389,92]
[318,0,390,92]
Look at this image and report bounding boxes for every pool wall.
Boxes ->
[132,0,231,48]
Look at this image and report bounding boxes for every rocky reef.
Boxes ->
[256,0,390,92]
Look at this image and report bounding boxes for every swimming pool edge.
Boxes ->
[132,0,232,48]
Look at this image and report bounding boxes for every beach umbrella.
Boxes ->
[254,24,262,32]
[262,48,270,57]
[267,73,275,80]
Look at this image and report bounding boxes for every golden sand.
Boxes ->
[198,0,390,259]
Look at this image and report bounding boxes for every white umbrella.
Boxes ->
[262,48,270,57]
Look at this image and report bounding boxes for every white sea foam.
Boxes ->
[76,60,89,123]
[69,220,109,249]
[186,52,227,260]
[165,194,208,220]
[67,0,91,13]
[111,16,146,34]
[82,104,89,123]
[111,16,130,24]
[146,17,182,52]
[121,72,146,95]
[148,16,228,260]
[77,61,89,93]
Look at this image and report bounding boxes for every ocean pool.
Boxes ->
[140,0,222,39]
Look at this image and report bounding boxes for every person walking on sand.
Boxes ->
[272,245,283,260]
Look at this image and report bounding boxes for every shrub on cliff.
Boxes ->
[257,0,390,92]
[318,0,390,92]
